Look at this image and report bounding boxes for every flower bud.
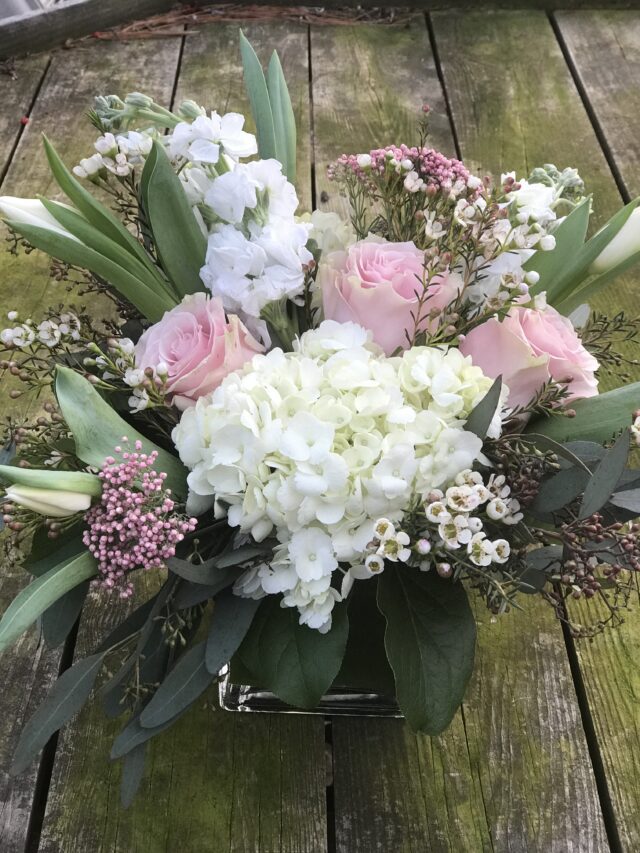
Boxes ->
[178,100,206,121]
[590,207,640,275]
[125,92,154,109]
[0,197,77,240]
[5,485,91,518]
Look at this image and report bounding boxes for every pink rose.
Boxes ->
[134,293,263,410]
[459,305,598,409]
[319,239,461,355]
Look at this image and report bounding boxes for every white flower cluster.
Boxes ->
[632,412,640,446]
[198,158,313,328]
[419,468,522,571]
[74,131,154,179]
[172,321,495,631]
[0,311,81,349]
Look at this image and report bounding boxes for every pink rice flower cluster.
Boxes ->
[82,440,197,598]
[328,144,475,199]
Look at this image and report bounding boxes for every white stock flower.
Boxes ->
[169,112,257,164]
[173,322,496,629]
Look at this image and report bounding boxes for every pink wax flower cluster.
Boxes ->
[319,239,461,355]
[460,305,599,409]
[328,144,475,199]
[82,441,197,598]
[134,293,263,411]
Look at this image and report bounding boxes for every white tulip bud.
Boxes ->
[0,197,78,240]
[5,485,91,518]
[356,154,372,169]
[590,207,640,275]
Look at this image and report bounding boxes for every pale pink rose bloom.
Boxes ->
[134,293,263,410]
[459,305,599,409]
[319,240,461,355]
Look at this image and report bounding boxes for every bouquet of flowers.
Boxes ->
[2,33,640,803]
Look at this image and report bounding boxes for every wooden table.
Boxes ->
[1,9,640,852]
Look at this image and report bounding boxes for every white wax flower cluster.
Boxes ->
[74,131,155,179]
[172,321,495,631]
[0,310,81,349]
[422,469,521,569]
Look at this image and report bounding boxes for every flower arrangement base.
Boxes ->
[218,670,402,718]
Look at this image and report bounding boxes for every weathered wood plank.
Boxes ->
[313,17,609,851]
[173,21,312,211]
[434,9,640,850]
[37,23,328,853]
[0,36,183,853]
[0,53,49,178]
[546,11,640,850]
[2,0,640,63]
[555,11,640,199]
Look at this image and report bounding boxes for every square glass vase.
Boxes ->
[218,580,402,719]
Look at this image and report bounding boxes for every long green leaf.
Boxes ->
[120,743,147,808]
[42,580,90,648]
[139,641,214,728]
[41,199,176,301]
[140,142,207,298]
[11,652,104,774]
[204,590,260,675]
[528,383,640,444]
[579,429,630,519]
[0,552,97,652]
[546,198,640,310]
[377,568,476,734]
[111,704,190,759]
[55,366,186,499]
[42,135,162,277]
[7,220,174,322]
[267,51,296,182]
[237,597,349,709]
[0,464,101,496]
[239,30,277,160]
[556,246,640,315]
[525,196,591,299]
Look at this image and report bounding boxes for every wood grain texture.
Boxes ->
[37,23,328,853]
[315,17,608,852]
[311,19,453,220]
[173,21,312,211]
[548,11,640,850]
[0,38,182,853]
[2,0,640,62]
[0,35,182,853]
[555,10,640,198]
[0,54,49,177]
[434,9,640,849]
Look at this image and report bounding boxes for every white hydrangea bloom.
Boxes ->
[172,321,495,631]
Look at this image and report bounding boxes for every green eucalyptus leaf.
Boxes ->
[377,568,475,734]
[120,742,147,808]
[204,590,261,675]
[25,532,85,577]
[167,556,235,586]
[531,467,590,514]
[11,652,104,774]
[42,579,90,648]
[529,383,640,444]
[139,641,214,728]
[464,376,502,439]
[55,366,186,499]
[111,704,190,759]
[140,142,207,298]
[0,552,97,652]
[580,429,630,519]
[609,488,640,513]
[237,597,349,709]
[239,30,277,160]
[266,50,296,182]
